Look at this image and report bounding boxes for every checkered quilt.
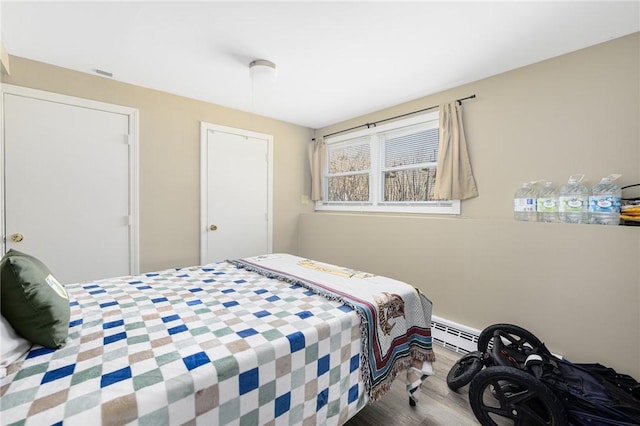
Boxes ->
[0,258,366,425]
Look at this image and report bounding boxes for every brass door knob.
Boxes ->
[11,233,24,243]
[209,225,218,231]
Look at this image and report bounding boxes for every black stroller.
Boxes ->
[446,323,640,425]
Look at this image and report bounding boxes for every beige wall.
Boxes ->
[302,33,640,377]
[1,56,314,272]
[0,41,10,75]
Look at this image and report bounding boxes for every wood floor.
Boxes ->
[345,345,480,425]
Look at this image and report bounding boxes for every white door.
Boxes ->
[2,86,138,284]
[200,123,272,264]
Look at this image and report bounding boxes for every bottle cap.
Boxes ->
[603,174,621,182]
[568,174,585,184]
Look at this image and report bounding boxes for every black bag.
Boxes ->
[577,363,640,400]
[546,360,640,425]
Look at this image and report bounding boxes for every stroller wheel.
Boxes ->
[477,324,544,361]
[469,366,567,425]
[447,351,485,391]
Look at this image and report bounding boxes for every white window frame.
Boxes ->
[316,112,460,214]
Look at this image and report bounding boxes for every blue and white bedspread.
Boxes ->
[1,255,366,425]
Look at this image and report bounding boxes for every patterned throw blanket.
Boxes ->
[230,254,435,401]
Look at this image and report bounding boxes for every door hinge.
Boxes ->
[125,134,132,145]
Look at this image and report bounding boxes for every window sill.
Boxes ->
[314,200,460,215]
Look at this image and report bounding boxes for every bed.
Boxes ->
[0,252,435,425]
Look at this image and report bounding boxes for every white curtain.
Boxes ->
[309,138,327,202]
[434,102,478,200]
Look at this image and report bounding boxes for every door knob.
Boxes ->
[209,225,218,231]
[11,233,24,243]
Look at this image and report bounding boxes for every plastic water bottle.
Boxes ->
[537,181,559,222]
[514,182,537,221]
[559,175,589,224]
[589,175,621,225]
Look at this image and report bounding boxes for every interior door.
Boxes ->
[201,123,272,264]
[3,87,137,284]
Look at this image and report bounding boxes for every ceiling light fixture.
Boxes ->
[249,59,277,83]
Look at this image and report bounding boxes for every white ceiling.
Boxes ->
[1,1,639,129]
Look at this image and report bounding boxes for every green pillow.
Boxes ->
[0,249,70,348]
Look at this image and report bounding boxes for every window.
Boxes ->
[317,112,460,214]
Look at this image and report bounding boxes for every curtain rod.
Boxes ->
[320,94,476,139]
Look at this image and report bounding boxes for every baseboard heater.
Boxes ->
[431,315,481,354]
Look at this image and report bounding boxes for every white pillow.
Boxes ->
[0,314,32,378]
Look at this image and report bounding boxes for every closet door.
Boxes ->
[200,123,273,264]
[3,87,138,283]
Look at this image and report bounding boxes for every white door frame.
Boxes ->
[0,84,140,275]
[200,122,273,265]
